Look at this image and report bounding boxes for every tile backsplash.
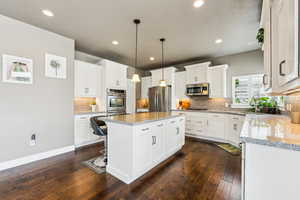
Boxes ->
[187,96,232,110]
[74,97,96,113]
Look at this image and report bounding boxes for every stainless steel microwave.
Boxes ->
[186,83,209,96]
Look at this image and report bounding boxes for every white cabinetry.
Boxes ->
[102,59,128,90]
[227,115,245,145]
[141,76,151,99]
[134,125,153,174]
[74,60,102,97]
[243,143,300,200]
[184,62,211,84]
[173,111,245,147]
[151,122,165,164]
[174,71,187,99]
[271,0,298,87]
[261,0,299,93]
[150,67,176,87]
[207,113,226,139]
[207,65,228,98]
[107,115,185,184]
[261,0,272,91]
[74,114,104,147]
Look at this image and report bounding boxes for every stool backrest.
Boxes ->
[90,116,107,136]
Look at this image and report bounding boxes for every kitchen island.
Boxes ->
[240,114,300,200]
[102,112,185,184]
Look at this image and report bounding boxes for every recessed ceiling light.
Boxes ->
[193,0,205,8]
[215,39,223,44]
[112,40,119,45]
[42,9,54,17]
[150,57,155,61]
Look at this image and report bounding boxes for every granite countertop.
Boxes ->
[102,112,182,125]
[240,114,300,151]
[172,109,247,116]
[74,111,107,116]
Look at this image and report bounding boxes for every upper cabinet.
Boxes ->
[184,62,211,84]
[74,60,102,97]
[262,0,272,91]
[262,0,299,94]
[174,71,187,99]
[272,0,298,87]
[207,65,228,98]
[141,76,151,99]
[150,67,176,87]
[102,60,128,90]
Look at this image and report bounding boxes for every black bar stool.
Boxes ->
[90,116,107,168]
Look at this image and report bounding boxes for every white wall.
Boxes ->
[0,15,75,163]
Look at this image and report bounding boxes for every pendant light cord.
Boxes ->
[135,22,138,69]
[160,38,165,80]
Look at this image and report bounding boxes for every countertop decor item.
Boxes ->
[2,54,33,84]
[90,100,97,112]
[291,112,300,124]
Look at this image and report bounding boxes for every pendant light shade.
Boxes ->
[131,19,141,83]
[159,38,166,87]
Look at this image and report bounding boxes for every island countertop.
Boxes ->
[102,112,182,125]
[240,114,300,151]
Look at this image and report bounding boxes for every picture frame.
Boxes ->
[2,54,33,84]
[45,53,67,79]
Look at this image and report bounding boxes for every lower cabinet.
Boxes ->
[174,111,245,146]
[74,114,104,147]
[133,116,185,180]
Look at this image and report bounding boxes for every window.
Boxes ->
[232,74,264,108]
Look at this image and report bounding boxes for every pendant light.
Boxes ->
[131,19,141,83]
[159,38,167,87]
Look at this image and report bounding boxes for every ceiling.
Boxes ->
[0,0,262,70]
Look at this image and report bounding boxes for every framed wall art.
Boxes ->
[2,54,33,84]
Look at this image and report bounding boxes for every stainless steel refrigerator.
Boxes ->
[148,86,172,112]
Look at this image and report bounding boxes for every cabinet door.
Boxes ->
[165,119,179,155]
[105,61,127,90]
[86,64,100,97]
[152,122,165,164]
[207,114,226,139]
[272,0,298,86]
[151,71,162,87]
[175,72,187,99]
[186,67,207,84]
[178,117,185,146]
[75,61,89,97]
[141,76,151,99]
[262,0,272,90]
[134,126,152,174]
[207,65,227,98]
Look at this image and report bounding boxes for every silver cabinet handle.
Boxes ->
[116,80,120,86]
[141,128,149,131]
[170,121,176,124]
[279,60,286,76]
[186,120,191,122]
[233,124,237,131]
[79,116,87,119]
[157,124,163,127]
[84,88,89,94]
[176,127,180,135]
[152,136,155,145]
[263,74,267,85]
[179,118,184,122]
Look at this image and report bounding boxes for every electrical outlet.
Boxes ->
[29,133,36,146]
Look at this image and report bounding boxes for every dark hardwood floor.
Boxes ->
[0,138,241,200]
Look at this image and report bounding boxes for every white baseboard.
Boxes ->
[75,139,104,148]
[0,145,75,172]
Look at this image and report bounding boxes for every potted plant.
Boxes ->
[256,28,264,46]
[90,100,97,112]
